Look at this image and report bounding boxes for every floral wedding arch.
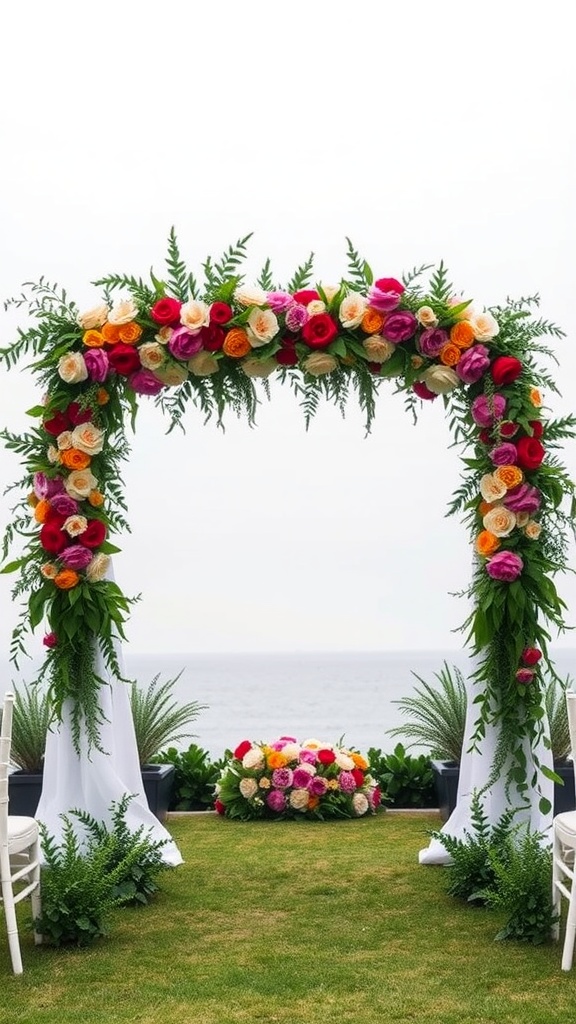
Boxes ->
[1,231,574,838]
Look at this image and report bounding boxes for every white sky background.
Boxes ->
[0,0,574,658]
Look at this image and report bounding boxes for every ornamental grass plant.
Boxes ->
[129,671,206,766]
[3,814,576,1024]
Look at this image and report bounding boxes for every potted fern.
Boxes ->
[388,662,574,821]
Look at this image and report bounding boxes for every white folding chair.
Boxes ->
[552,690,576,970]
[0,692,42,974]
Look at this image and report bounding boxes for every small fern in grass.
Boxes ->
[481,829,558,945]
[130,671,206,766]
[429,791,515,903]
[387,661,467,762]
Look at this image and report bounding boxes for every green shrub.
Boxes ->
[368,744,436,808]
[153,744,226,810]
[387,662,467,762]
[481,829,558,945]
[429,791,515,903]
[2,681,52,772]
[546,675,574,762]
[130,671,207,766]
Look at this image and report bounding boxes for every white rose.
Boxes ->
[303,352,338,377]
[47,445,60,465]
[470,312,499,342]
[289,789,309,811]
[76,303,109,330]
[85,553,111,582]
[246,308,279,347]
[339,293,367,329]
[180,299,210,334]
[64,468,98,499]
[419,365,459,395]
[307,300,326,316]
[70,423,105,456]
[279,743,301,762]
[62,515,88,537]
[362,336,395,363]
[482,506,517,537]
[234,284,267,308]
[107,298,139,325]
[334,751,355,771]
[352,792,369,816]
[301,739,323,750]
[139,342,166,371]
[239,777,258,799]
[56,431,73,451]
[152,362,189,387]
[155,326,173,346]
[58,352,88,384]
[188,352,219,376]
[416,305,438,328]
[242,747,265,771]
[479,474,507,503]
[241,356,278,378]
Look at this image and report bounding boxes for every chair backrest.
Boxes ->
[566,691,576,764]
[0,693,14,768]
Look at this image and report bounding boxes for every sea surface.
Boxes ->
[3,648,575,760]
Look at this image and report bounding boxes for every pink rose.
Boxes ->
[485,551,524,582]
[516,668,535,685]
[59,544,94,570]
[418,328,448,358]
[382,311,418,344]
[266,291,295,313]
[471,394,506,427]
[84,348,110,383]
[128,369,165,396]
[456,344,490,384]
[168,326,203,360]
[266,790,287,813]
[489,443,518,466]
[503,483,541,514]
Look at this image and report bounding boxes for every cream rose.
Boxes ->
[180,299,210,334]
[47,445,60,465]
[307,299,326,316]
[482,506,517,537]
[239,778,258,799]
[85,553,111,582]
[71,423,105,456]
[153,362,189,387]
[525,520,542,540]
[362,336,395,363]
[303,352,338,377]
[234,284,267,308]
[58,352,88,384]
[242,747,265,771]
[155,326,173,346]
[40,562,58,579]
[289,789,309,811]
[479,474,507,503]
[352,792,369,816]
[64,468,98,499]
[416,305,438,328]
[62,515,88,537]
[319,283,339,303]
[241,356,278,378]
[339,293,367,329]
[301,738,323,750]
[419,365,459,395]
[334,751,355,771]
[279,743,301,762]
[56,431,73,451]
[515,511,530,527]
[448,296,475,320]
[76,303,109,330]
[108,298,138,325]
[246,308,279,347]
[188,352,219,376]
[139,342,166,371]
[470,312,499,342]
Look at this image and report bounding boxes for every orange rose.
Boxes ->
[450,321,475,349]
[60,448,91,470]
[95,388,110,405]
[223,328,251,358]
[88,490,104,508]
[475,530,501,556]
[101,322,122,344]
[439,343,461,366]
[530,387,542,408]
[494,465,523,490]
[34,498,52,523]
[351,753,368,770]
[266,751,288,769]
[307,796,320,811]
[54,569,80,590]
[82,329,105,348]
[478,499,496,516]
[118,322,143,344]
[361,309,386,335]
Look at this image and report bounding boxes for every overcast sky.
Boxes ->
[1,0,574,659]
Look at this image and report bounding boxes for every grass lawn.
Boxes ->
[1,811,574,1024]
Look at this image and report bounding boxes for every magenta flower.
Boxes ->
[338,771,357,793]
[486,551,524,582]
[471,393,506,427]
[271,767,294,789]
[418,328,448,358]
[456,344,490,384]
[285,303,309,332]
[367,284,403,313]
[33,472,64,500]
[309,776,328,796]
[516,668,535,685]
[298,749,317,765]
[503,483,541,514]
[59,544,94,570]
[128,369,164,396]
[168,326,203,360]
[489,442,518,466]
[266,790,287,813]
[43,632,58,648]
[50,493,80,517]
[266,291,295,313]
[292,767,313,788]
[84,348,110,383]
[382,311,418,344]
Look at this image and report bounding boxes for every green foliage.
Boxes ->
[6,680,52,771]
[546,675,573,762]
[130,671,207,766]
[153,743,224,810]
[481,829,558,945]
[367,744,436,808]
[429,791,515,903]
[387,662,467,762]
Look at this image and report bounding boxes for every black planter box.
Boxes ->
[8,763,175,823]
[431,759,575,823]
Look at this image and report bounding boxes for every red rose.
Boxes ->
[478,428,492,444]
[44,411,70,436]
[351,768,365,787]
[374,277,404,294]
[150,297,182,326]
[371,786,382,808]
[499,420,519,438]
[367,362,384,374]
[82,519,107,549]
[200,324,225,352]
[44,508,67,528]
[490,356,523,386]
[522,647,542,666]
[67,402,92,426]
[301,314,338,349]
[276,343,299,366]
[43,632,58,648]
[317,749,336,765]
[293,289,320,305]
[108,343,141,376]
[529,419,544,439]
[214,799,226,815]
[516,436,545,471]
[209,302,233,325]
[39,521,67,554]
[413,381,437,401]
[233,740,252,760]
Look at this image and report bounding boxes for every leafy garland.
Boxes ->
[1,232,574,796]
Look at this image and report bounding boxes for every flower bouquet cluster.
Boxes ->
[215,737,382,821]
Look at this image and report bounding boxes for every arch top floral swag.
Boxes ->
[0,231,574,800]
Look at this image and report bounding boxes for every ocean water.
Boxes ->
[3,648,575,760]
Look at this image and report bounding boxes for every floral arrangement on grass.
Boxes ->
[0,230,574,795]
[215,737,382,821]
